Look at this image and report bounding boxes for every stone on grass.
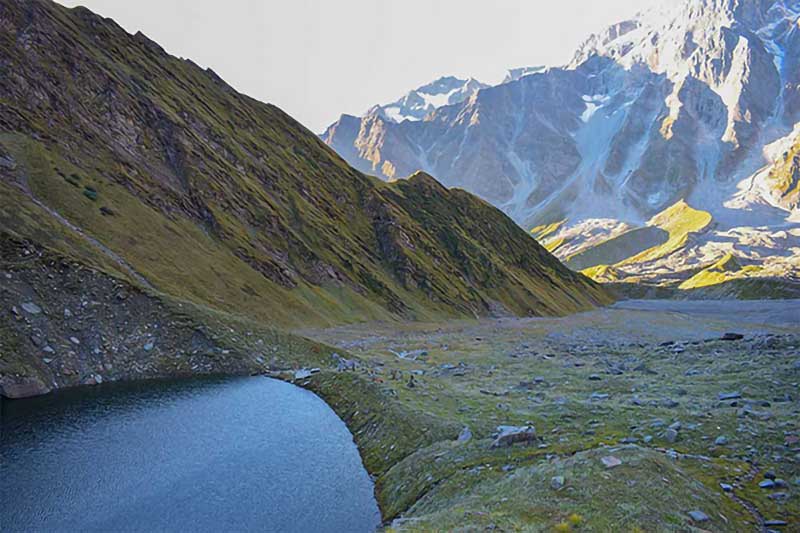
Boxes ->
[601,455,622,469]
[715,436,728,446]
[688,510,709,522]
[457,426,473,443]
[490,426,536,448]
[550,476,565,490]
[720,332,744,341]
[665,428,679,443]
[21,302,42,315]
[718,391,742,401]
[720,483,733,492]
[759,479,776,489]
[294,368,320,380]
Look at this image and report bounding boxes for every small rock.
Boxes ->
[69,337,80,345]
[550,476,565,490]
[759,479,776,489]
[765,471,776,480]
[665,428,679,443]
[590,392,609,401]
[64,308,73,318]
[294,368,320,380]
[715,436,729,446]
[457,427,472,443]
[43,358,53,364]
[42,345,55,354]
[588,374,602,381]
[601,455,622,469]
[720,483,733,492]
[143,341,155,352]
[720,332,744,341]
[764,520,788,527]
[687,510,709,522]
[718,391,742,401]
[490,425,537,448]
[768,492,788,501]
[21,302,42,315]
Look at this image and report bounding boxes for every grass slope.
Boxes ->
[0,0,609,328]
[566,226,669,271]
[620,200,712,266]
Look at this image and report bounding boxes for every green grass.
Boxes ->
[0,0,610,326]
[620,200,712,266]
[304,314,799,530]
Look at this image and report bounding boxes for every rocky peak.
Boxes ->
[366,75,489,123]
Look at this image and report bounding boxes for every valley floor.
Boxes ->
[300,300,800,531]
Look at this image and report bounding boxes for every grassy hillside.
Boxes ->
[0,0,609,328]
[768,137,800,210]
[566,226,669,271]
[619,200,712,266]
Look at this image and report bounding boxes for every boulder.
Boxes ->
[490,425,537,448]
[0,377,50,399]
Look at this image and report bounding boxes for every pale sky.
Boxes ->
[57,1,657,133]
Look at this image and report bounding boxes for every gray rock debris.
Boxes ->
[490,425,536,448]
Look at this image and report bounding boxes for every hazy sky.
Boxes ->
[57,1,656,132]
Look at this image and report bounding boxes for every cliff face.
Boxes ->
[0,0,609,330]
[322,1,800,288]
[324,0,800,227]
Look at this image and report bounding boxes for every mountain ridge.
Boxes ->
[322,0,800,288]
[0,0,609,329]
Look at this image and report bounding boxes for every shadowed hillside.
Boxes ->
[0,0,609,328]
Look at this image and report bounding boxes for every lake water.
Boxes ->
[1,376,381,532]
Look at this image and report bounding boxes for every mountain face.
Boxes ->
[0,0,609,329]
[319,76,488,180]
[323,0,800,287]
[370,76,489,124]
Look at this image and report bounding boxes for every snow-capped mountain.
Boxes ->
[502,66,546,83]
[322,0,800,286]
[366,76,488,124]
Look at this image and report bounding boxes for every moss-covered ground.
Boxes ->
[301,303,799,530]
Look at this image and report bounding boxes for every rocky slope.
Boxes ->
[0,233,333,398]
[323,0,800,289]
[367,75,488,124]
[0,0,609,332]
